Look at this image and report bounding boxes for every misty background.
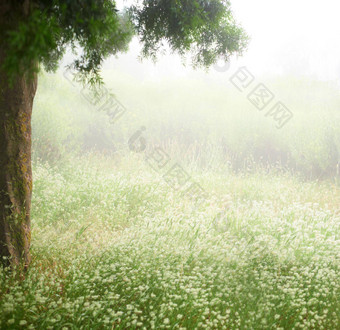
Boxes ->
[32,0,340,180]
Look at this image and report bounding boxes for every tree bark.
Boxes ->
[0,48,37,268]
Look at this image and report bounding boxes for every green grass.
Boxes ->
[32,71,340,179]
[1,155,339,329]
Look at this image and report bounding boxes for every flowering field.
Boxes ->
[1,156,339,329]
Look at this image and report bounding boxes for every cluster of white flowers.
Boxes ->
[0,159,338,329]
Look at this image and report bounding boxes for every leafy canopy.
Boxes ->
[0,0,248,84]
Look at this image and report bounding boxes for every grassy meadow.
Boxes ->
[0,156,339,329]
[0,70,339,329]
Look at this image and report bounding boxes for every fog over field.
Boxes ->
[0,1,339,329]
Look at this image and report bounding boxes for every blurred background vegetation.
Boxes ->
[33,69,340,181]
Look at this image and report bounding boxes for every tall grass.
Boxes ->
[32,71,340,180]
[0,155,339,329]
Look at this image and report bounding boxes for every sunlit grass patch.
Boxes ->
[0,156,339,329]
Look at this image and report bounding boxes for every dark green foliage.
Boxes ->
[130,0,248,67]
[1,0,247,85]
[1,0,133,85]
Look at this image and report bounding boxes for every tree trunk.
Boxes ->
[0,48,37,268]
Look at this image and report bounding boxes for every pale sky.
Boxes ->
[232,0,340,79]
[106,0,340,82]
